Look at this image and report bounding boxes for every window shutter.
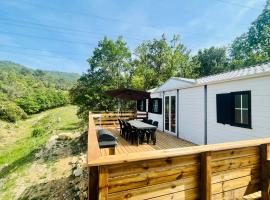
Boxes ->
[157,98,162,114]
[148,99,153,112]
[137,100,141,111]
[216,93,232,124]
[143,99,146,111]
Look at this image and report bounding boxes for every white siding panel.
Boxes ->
[207,76,270,144]
[179,87,205,145]
[148,92,163,130]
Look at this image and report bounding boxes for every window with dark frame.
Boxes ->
[216,91,251,129]
[153,99,159,113]
[137,99,146,112]
[148,98,162,114]
[231,91,251,128]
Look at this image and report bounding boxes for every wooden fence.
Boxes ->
[87,113,270,200]
[91,111,148,128]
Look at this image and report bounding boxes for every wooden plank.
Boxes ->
[88,137,270,166]
[212,165,259,184]
[212,174,260,194]
[87,113,101,163]
[147,188,200,200]
[212,183,260,200]
[99,166,108,200]
[108,164,199,193]
[108,176,198,200]
[261,143,270,200]
[212,154,259,173]
[211,146,259,161]
[88,166,99,200]
[107,155,199,178]
[201,152,211,200]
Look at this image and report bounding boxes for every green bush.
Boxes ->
[0,101,27,122]
[31,126,46,137]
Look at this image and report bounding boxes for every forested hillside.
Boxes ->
[0,61,79,122]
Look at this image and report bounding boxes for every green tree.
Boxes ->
[230,0,270,67]
[70,37,132,119]
[132,34,193,90]
[193,47,228,77]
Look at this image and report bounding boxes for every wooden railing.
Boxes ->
[87,113,270,200]
[91,111,148,128]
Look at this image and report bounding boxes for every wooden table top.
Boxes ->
[128,120,157,129]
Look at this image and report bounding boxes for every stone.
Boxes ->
[74,168,83,177]
[58,132,75,140]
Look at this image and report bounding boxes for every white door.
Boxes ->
[164,95,177,136]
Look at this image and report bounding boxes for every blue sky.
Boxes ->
[0,0,266,74]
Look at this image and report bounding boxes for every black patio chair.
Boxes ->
[122,120,129,140]
[145,121,158,145]
[118,119,124,137]
[146,119,153,124]
[126,122,137,144]
[142,118,148,123]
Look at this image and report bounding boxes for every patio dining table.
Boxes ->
[128,120,157,145]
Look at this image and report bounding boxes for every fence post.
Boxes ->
[98,167,108,200]
[201,151,212,200]
[109,147,115,155]
[261,144,270,200]
[88,166,99,200]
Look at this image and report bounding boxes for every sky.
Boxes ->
[0,0,267,74]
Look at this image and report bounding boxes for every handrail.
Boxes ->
[87,113,101,163]
[88,136,270,166]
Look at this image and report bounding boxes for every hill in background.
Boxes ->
[0,61,79,122]
[0,61,80,90]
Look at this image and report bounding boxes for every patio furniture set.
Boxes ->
[118,119,158,146]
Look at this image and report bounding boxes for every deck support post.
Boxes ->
[99,166,108,200]
[201,151,212,200]
[261,144,270,200]
[109,147,115,155]
[88,166,99,200]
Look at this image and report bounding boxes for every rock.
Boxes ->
[74,168,83,177]
[35,150,43,159]
[58,132,75,140]
[46,135,58,149]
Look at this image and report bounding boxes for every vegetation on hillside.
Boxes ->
[71,0,270,120]
[0,61,79,122]
[0,106,82,200]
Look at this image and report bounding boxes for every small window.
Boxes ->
[216,91,251,129]
[148,98,162,114]
[232,91,251,128]
[140,101,144,111]
[137,100,146,111]
[153,99,159,113]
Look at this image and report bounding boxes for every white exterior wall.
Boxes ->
[148,92,163,130]
[207,76,270,144]
[178,87,205,145]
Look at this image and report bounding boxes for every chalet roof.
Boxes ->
[196,62,270,85]
[151,62,270,93]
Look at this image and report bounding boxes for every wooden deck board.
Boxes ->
[99,128,195,156]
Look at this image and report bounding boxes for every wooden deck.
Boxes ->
[88,113,268,200]
[99,129,195,156]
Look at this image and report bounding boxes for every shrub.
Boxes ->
[0,101,27,122]
[31,126,46,137]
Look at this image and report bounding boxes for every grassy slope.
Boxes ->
[0,106,80,199]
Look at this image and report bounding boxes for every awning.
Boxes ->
[106,88,150,100]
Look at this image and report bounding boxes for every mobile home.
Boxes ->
[137,63,270,145]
